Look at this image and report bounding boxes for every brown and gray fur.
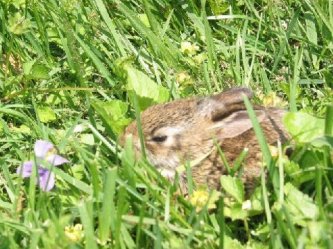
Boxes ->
[121,88,289,193]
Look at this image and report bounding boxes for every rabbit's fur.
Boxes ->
[121,88,289,192]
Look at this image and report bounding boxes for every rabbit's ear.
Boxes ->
[198,87,253,121]
[210,87,253,105]
[210,110,266,139]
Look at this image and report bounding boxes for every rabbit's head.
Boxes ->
[121,88,278,179]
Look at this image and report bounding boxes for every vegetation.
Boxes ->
[1,0,333,248]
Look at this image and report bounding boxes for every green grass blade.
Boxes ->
[201,0,222,88]
[325,105,333,135]
[75,34,114,86]
[79,201,98,249]
[98,168,117,243]
[243,96,272,168]
[94,0,127,56]
[117,2,179,65]
[290,48,303,112]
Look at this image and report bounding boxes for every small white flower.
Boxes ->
[281,20,288,30]
[180,41,199,56]
[242,200,252,210]
[73,124,85,133]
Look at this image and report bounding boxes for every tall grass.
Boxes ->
[0,0,333,248]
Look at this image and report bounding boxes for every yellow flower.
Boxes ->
[175,71,192,85]
[189,189,220,212]
[269,145,279,158]
[65,224,84,242]
[180,41,199,56]
[261,92,286,108]
[193,53,206,64]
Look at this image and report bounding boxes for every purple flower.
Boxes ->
[17,140,68,191]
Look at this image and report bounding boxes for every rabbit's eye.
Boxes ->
[152,135,167,143]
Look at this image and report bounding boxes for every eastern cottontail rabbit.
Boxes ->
[121,88,289,192]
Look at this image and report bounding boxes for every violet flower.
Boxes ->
[17,140,68,191]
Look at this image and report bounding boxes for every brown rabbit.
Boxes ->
[121,88,289,192]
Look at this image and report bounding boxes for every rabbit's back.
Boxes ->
[192,108,288,192]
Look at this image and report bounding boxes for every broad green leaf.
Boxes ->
[80,134,95,146]
[224,235,245,249]
[114,59,169,110]
[224,203,247,220]
[287,150,320,185]
[223,186,264,220]
[162,234,185,248]
[307,221,327,245]
[71,164,84,180]
[251,223,270,241]
[207,0,229,15]
[220,175,244,203]
[125,65,169,110]
[10,124,31,134]
[284,159,304,186]
[311,136,333,148]
[283,183,318,226]
[23,60,35,75]
[9,0,26,8]
[92,99,131,135]
[23,60,50,79]
[283,112,325,143]
[30,63,50,80]
[246,241,268,249]
[8,12,31,35]
[36,106,56,123]
[248,187,264,216]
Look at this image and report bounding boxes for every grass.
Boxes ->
[1,0,333,248]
